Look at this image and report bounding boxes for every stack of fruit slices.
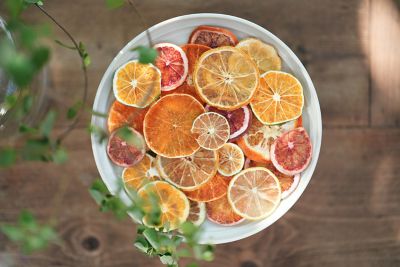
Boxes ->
[106,25,313,230]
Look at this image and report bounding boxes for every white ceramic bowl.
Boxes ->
[91,13,322,244]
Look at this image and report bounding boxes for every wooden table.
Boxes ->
[1,0,400,266]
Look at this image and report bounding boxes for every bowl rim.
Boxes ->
[91,13,322,244]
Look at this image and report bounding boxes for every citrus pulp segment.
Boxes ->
[183,173,230,202]
[156,148,218,191]
[193,47,259,110]
[143,94,205,158]
[138,181,189,230]
[217,143,244,176]
[250,71,304,125]
[206,195,244,225]
[189,25,238,48]
[113,60,161,108]
[228,167,281,220]
[191,112,230,150]
[107,100,149,134]
[188,200,206,226]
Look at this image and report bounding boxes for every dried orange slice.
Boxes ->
[107,100,149,134]
[237,116,302,163]
[217,143,244,176]
[183,173,230,202]
[181,44,211,86]
[193,47,259,110]
[250,71,304,125]
[122,154,160,194]
[228,167,281,220]
[187,200,206,226]
[161,83,205,105]
[138,181,189,230]
[206,195,243,225]
[113,60,161,108]
[236,38,281,75]
[143,94,205,158]
[156,148,218,191]
[191,112,230,150]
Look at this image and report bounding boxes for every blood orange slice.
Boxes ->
[156,148,218,191]
[107,127,146,167]
[188,200,206,226]
[217,143,244,176]
[271,127,312,176]
[107,100,149,134]
[237,116,302,163]
[206,105,252,141]
[143,94,205,158]
[206,195,244,226]
[189,25,238,48]
[154,43,188,91]
[191,112,230,150]
[183,173,230,202]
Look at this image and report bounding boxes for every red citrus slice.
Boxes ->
[107,100,149,134]
[188,200,206,226]
[154,43,188,91]
[271,127,312,176]
[206,105,252,141]
[107,127,146,167]
[189,25,238,48]
[206,195,244,226]
[183,173,230,202]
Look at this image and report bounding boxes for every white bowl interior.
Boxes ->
[91,13,322,244]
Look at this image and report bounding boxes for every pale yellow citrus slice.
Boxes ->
[193,47,259,110]
[113,60,161,108]
[187,200,206,226]
[227,167,281,220]
[236,38,281,75]
[156,148,218,191]
[250,71,304,125]
[217,143,244,176]
[138,181,189,230]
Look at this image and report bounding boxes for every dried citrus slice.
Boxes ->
[271,127,312,176]
[189,25,238,48]
[228,167,281,220]
[244,159,300,200]
[191,112,230,150]
[181,44,211,86]
[107,100,149,134]
[193,47,259,110]
[143,94,205,158]
[107,127,146,167]
[183,173,230,202]
[237,116,302,163]
[188,200,206,226]
[236,38,281,75]
[217,143,244,176]
[138,181,189,230]
[154,43,188,91]
[161,83,205,105]
[113,60,161,108]
[156,148,218,191]
[251,71,304,125]
[206,195,244,225]
[122,154,160,195]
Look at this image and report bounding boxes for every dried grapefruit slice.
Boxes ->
[191,112,230,150]
[107,127,146,167]
[206,105,252,141]
[189,25,238,48]
[154,43,188,91]
[237,116,302,163]
[107,100,149,134]
[138,181,189,230]
[156,148,218,191]
[271,127,312,176]
[188,200,206,226]
[251,71,304,125]
[194,47,259,110]
[122,154,160,194]
[143,94,205,158]
[236,38,281,75]
[228,167,281,220]
[206,195,244,226]
[183,173,230,202]
[113,60,161,108]
[217,143,244,176]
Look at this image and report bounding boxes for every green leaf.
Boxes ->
[22,95,33,114]
[88,124,108,144]
[186,263,199,267]
[38,226,57,240]
[78,42,91,67]
[90,179,109,194]
[143,228,161,251]
[160,255,175,265]
[116,126,144,148]
[105,0,125,9]
[0,225,24,241]
[23,0,44,6]
[19,124,37,134]
[67,101,82,119]
[132,46,158,64]
[5,94,18,108]
[31,47,50,69]
[39,110,56,137]
[6,0,24,17]
[134,235,150,254]
[52,147,68,164]
[0,148,17,167]
[19,210,36,228]
[21,138,50,161]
